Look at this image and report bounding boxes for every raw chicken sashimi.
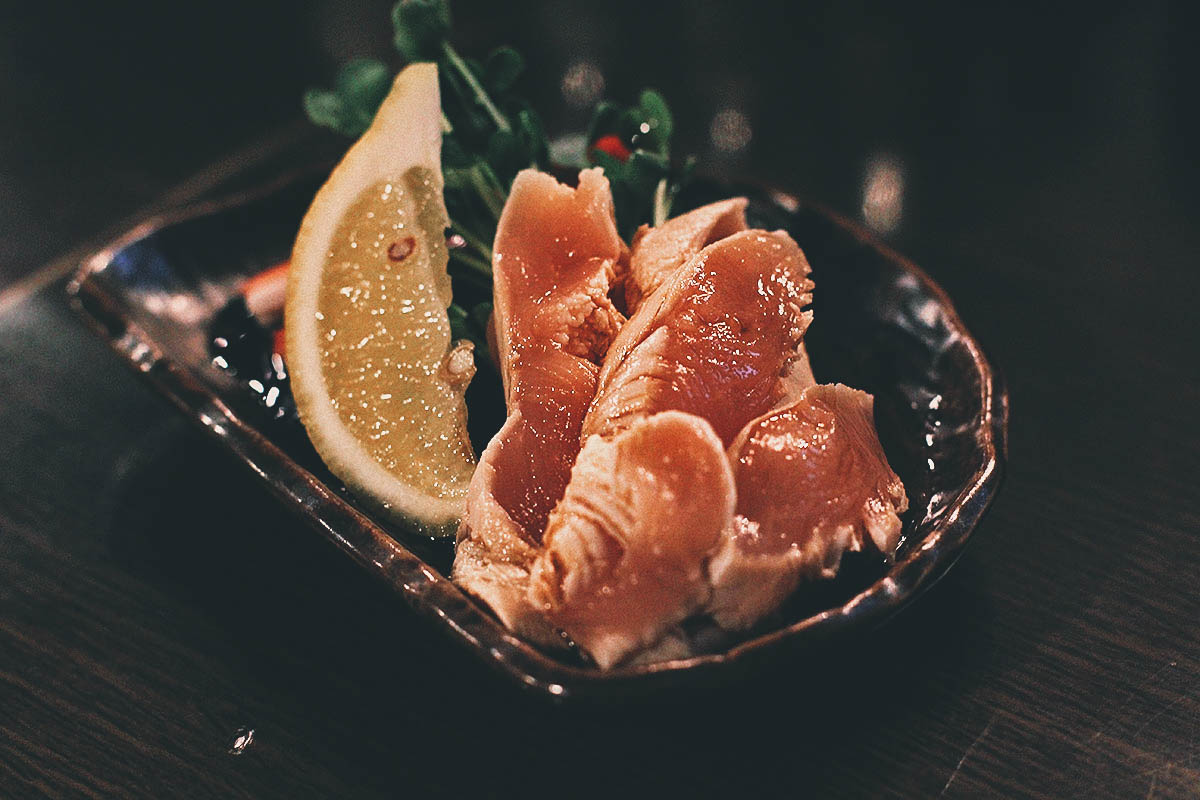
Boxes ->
[480,355,600,540]
[530,227,812,665]
[454,173,907,667]
[454,168,625,641]
[626,198,817,395]
[528,411,735,669]
[776,344,817,404]
[707,383,909,630]
[585,229,814,446]
[625,198,748,312]
[490,168,626,396]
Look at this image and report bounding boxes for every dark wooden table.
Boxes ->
[3,1,1199,797]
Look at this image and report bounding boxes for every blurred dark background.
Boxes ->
[5,0,1198,412]
[3,1,1200,797]
[3,0,1199,388]
[4,0,1198,298]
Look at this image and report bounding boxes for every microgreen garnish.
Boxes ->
[303,0,692,357]
[585,89,695,237]
[303,59,393,138]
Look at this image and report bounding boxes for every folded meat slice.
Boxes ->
[528,411,734,669]
[585,229,814,446]
[458,182,906,664]
[453,168,625,642]
[625,198,748,312]
[707,384,909,630]
[626,198,818,398]
[774,338,817,412]
[525,228,812,666]
[490,169,626,395]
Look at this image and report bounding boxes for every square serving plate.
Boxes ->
[68,161,1007,700]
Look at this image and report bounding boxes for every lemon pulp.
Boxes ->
[316,167,474,499]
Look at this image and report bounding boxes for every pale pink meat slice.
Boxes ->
[622,198,821,392]
[482,353,601,541]
[584,229,814,446]
[528,411,734,668]
[777,343,816,405]
[491,168,626,396]
[528,227,812,665]
[625,197,748,312]
[453,168,625,642]
[707,383,909,630]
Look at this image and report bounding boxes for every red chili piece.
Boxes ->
[590,134,632,162]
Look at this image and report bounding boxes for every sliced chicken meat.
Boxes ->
[625,197,748,312]
[776,345,817,402]
[489,168,626,395]
[528,411,734,668]
[626,197,819,399]
[707,383,909,630]
[453,172,907,667]
[526,227,813,665]
[453,168,625,642]
[585,229,814,446]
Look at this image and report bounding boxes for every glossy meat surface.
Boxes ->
[454,176,906,666]
[473,167,625,542]
[533,224,815,665]
[625,197,748,312]
[707,384,909,629]
[528,411,734,668]
[585,229,814,446]
[454,169,625,641]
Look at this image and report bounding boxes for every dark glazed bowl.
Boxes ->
[68,164,1008,700]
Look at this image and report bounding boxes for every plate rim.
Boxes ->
[67,164,1009,700]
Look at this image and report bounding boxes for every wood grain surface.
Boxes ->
[2,1,1199,797]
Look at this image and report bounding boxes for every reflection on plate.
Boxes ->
[68,165,1007,700]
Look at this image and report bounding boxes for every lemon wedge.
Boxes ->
[285,62,476,534]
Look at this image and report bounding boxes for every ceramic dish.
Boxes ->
[68,163,1007,699]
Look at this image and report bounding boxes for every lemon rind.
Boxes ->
[285,63,467,534]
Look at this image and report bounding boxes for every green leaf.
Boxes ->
[636,89,673,153]
[392,0,451,61]
[580,88,688,235]
[586,101,621,147]
[448,303,471,341]
[628,149,670,177]
[335,58,392,131]
[443,165,474,191]
[303,58,395,138]
[438,61,494,142]
[303,90,346,132]
[514,108,549,167]
[439,40,513,134]
[589,150,628,183]
[486,129,519,168]
[336,59,390,107]
[485,47,524,93]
